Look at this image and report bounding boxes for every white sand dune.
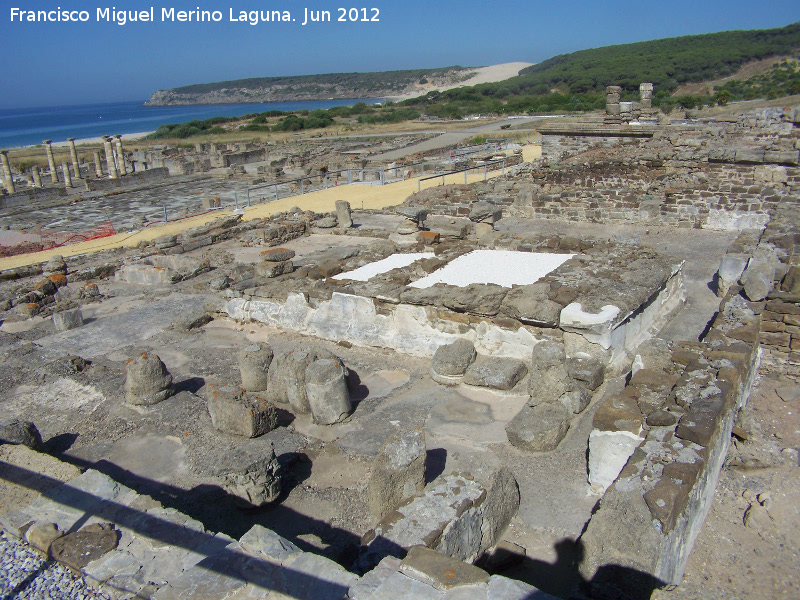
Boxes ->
[388,62,534,101]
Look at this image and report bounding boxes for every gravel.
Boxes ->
[0,531,111,600]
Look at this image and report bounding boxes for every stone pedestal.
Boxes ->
[61,162,73,188]
[93,151,104,177]
[43,140,58,183]
[115,135,127,175]
[67,138,81,180]
[639,83,653,109]
[0,151,14,194]
[103,138,119,179]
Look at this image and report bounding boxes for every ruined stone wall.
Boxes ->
[580,285,762,590]
[505,161,800,230]
[0,186,66,210]
[86,168,170,192]
[224,149,267,167]
[756,205,800,364]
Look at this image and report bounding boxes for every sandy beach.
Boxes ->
[50,131,154,148]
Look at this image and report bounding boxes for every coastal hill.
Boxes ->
[145,63,532,106]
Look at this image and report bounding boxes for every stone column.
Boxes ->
[114,135,127,175]
[32,166,42,187]
[103,137,119,179]
[43,140,59,183]
[639,83,653,109]
[606,86,622,115]
[62,162,73,188]
[93,150,104,177]
[67,138,81,179]
[0,151,15,194]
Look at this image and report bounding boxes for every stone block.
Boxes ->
[643,478,692,534]
[0,419,43,450]
[25,522,63,555]
[506,403,570,452]
[336,200,353,228]
[675,396,725,447]
[268,347,342,412]
[528,340,569,404]
[760,331,791,347]
[559,384,592,414]
[50,523,119,571]
[363,471,518,567]
[368,428,426,520]
[463,357,527,391]
[469,201,502,224]
[499,283,562,326]
[431,339,476,378]
[256,259,293,278]
[125,352,173,406]
[52,307,84,331]
[261,247,296,262]
[766,299,800,315]
[238,343,274,392]
[305,358,351,425]
[207,386,278,438]
[223,443,282,507]
[588,428,645,494]
[566,353,604,390]
[418,231,440,245]
[400,546,489,591]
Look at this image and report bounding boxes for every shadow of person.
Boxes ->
[483,537,664,600]
[489,537,587,599]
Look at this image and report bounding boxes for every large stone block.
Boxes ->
[528,340,569,404]
[368,428,426,520]
[223,443,282,507]
[305,358,352,425]
[362,470,518,567]
[505,403,571,452]
[463,357,527,391]
[336,200,353,228]
[431,338,476,378]
[238,343,274,392]
[207,386,278,437]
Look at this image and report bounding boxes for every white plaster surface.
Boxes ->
[226,293,538,359]
[587,429,645,494]
[333,253,434,281]
[409,250,574,289]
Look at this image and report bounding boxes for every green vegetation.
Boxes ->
[517,22,800,94]
[148,23,800,139]
[167,67,471,96]
[714,57,800,100]
[400,22,800,118]
[146,101,419,139]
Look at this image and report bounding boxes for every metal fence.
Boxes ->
[417,159,506,192]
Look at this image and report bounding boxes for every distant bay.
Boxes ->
[0,98,383,149]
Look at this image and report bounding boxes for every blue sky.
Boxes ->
[1,0,799,109]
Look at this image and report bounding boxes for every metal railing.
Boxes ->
[243,160,437,206]
[417,159,506,192]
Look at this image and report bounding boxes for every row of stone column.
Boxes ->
[605,82,654,123]
[1,135,129,194]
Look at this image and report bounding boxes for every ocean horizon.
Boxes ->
[0,98,383,149]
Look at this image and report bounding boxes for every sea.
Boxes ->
[0,98,383,149]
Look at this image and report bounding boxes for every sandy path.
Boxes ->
[0,167,520,270]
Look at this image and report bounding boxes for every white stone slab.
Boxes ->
[410,250,573,289]
[333,253,434,282]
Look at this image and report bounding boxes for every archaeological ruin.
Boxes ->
[0,96,799,600]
